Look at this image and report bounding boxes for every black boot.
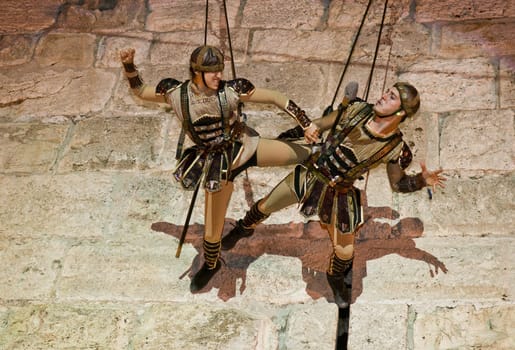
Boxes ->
[190,261,221,293]
[221,219,254,250]
[190,240,221,292]
[326,272,350,309]
[221,201,269,250]
[327,254,353,308]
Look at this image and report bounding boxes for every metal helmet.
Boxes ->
[190,45,225,72]
[393,82,420,119]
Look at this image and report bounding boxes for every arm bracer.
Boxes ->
[285,100,312,129]
[123,62,144,90]
[395,173,426,193]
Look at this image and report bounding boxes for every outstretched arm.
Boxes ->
[119,48,167,104]
[313,109,339,132]
[387,161,446,193]
[241,88,319,143]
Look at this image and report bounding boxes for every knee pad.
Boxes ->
[334,244,354,261]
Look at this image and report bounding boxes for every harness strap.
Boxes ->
[216,81,232,141]
[320,104,374,167]
[345,133,402,180]
[179,81,205,147]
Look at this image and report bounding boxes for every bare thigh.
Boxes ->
[256,138,310,167]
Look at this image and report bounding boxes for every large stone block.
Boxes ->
[95,35,153,69]
[347,303,408,350]
[235,61,328,114]
[56,0,147,32]
[415,0,515,23]
[251,29,354,63]
[57,238,196,302]
[131,302,274,350]
[438,21,515,58]
[0,302,137,349]
[0,122,69,173]
[440,109,514,171]
[0,173,140,238]
[389,22,433,70]
[58,115,166,172]
[35,33,97,68]
[281,302,338,350]
[396,174,514,236]
[0,0,61,34]
[413,303,515,349]
[0,68,117,118]
[0,236,68,300]
[242,0,324,30]
[0,35,34,67]
[399,58,496,113]
[328,0,413,28]
[147,0,238,33]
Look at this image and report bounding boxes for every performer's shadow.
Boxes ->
[151,206,447,303]
[351,206,448,303]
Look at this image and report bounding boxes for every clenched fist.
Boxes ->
[119,48,135,64]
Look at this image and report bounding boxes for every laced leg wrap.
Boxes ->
[328,253,353,276]
[221,200,270,250]
[203,240,221,269]
[241,200,270,229]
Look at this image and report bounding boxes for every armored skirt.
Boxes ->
[292,164,363,234]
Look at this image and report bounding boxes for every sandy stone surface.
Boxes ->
[0,1,513,349]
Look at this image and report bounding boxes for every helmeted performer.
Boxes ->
[221,82,446,308]
[120,45,319,292]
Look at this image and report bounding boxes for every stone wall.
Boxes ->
[0,0,513,349]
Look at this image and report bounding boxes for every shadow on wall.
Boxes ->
[151,205,447,303]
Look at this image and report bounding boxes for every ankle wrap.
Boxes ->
[328,253,353,276]
[203,240,221,269]
[241,200,270,229]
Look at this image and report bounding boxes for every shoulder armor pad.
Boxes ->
[350,97,365,105]
[226,78,255,96]
[398,141,413,170]
[156,78,182,96]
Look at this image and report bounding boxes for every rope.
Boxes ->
[363,0,389,100]
[220,0,253,205]
[324,0,372,116]
[222,0,237,79]
[204,0,209,45]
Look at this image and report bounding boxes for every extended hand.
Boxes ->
[303,123,320,144]
[119,48,135,64]
[421,162,446,192]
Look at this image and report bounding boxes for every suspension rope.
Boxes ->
[204,0,209,45]
[218,0,253,204]
[363,0,389,100]
[222,0,237,79]
[324,0,372,116]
